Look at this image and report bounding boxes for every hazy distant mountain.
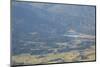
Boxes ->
[12,2,95,36]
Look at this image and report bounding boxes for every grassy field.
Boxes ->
[12,45,95,65]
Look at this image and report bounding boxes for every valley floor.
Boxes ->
[12,45,95,65]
